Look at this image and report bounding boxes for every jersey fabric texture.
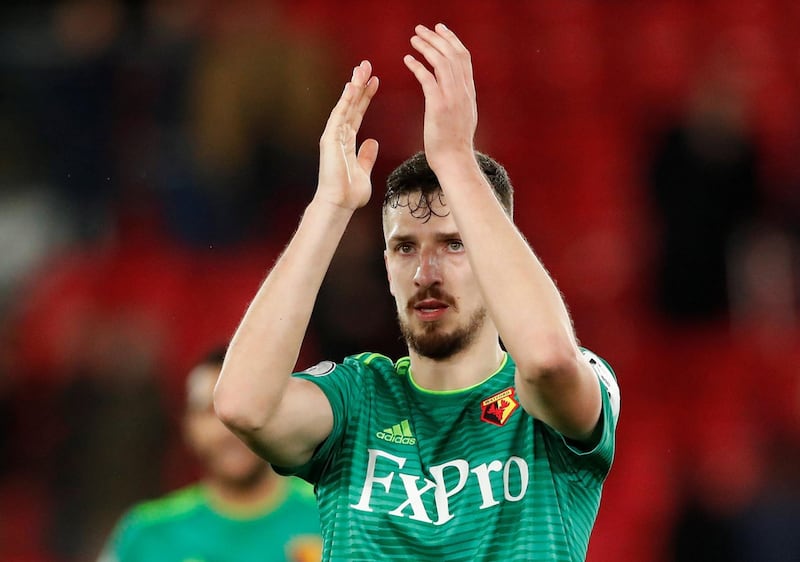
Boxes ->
[99,478,321,562]
[276,349,620,562]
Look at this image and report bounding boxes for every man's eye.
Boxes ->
[448,240,464,251]
[397,243,413,254]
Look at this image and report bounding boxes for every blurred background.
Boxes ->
[0,0,798,561]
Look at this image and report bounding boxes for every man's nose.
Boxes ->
[414,251,442,287]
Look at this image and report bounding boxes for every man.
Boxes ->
[99,348,321,562]
[215,23,620,561]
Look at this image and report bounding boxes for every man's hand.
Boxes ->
[316,60,380,211]
[403,24,477,171]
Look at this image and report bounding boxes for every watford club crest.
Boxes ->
[480,387,519,426]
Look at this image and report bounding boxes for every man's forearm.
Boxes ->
[437,157,601,440]
[437,158,577,365]
[214,198,354,430]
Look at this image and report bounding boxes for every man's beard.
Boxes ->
[399,306,488,360]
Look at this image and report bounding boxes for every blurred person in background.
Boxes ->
[47,310,169,562]
[98,347,321,562]
[737,430,800,562]
[215,24,619,561]
[647,44,763,325]
[40,0,127,241]
[169,0,337,246]
[310,211,405,362]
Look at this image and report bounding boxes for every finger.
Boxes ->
[344,61,376,122]
[414,24,456,60]
[357,138,379,175]
[351,60,373,91]
[433,23,475,91]
[409,29,456,88]
[342,61,369,122]
[321,61,376,144]
[434,23,469,55]
[321,72,360,142]
[348,74,380,136]
[403,54,439,98]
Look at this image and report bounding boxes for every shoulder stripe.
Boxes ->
[361,352,391,365]
[580,349,620,422]
[394,356,411,377]
[129,485,204,525]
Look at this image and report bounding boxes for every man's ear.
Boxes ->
[182,413,198,452]
[384,250,394,296]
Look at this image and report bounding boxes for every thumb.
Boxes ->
[357,138,379,175]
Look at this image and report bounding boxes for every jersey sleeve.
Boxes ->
[546,348,620,482]
[96,532,121,562]
[272,355,370,482]
[96,509,139,562]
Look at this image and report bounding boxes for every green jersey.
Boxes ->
[278,349,620,562]
[99,478,322,562]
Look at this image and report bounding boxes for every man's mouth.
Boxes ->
[412,299,449,321]
[414,299,448,312]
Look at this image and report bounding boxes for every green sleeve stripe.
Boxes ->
[394,356,411,376]
[360,352,392,365]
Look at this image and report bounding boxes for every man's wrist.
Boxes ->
[430,152,485,187]
[427,142,477,167]
[307,195,359,221]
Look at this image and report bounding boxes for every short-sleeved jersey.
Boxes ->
[99,478,322,562]
[276,349,620,562]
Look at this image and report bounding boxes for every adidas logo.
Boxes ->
[376,419,416,445]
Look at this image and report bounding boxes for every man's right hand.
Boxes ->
[316,60,380,211]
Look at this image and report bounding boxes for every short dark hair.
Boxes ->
[383,151,513,220]
[185,345,227,410]
[198,345,227,369]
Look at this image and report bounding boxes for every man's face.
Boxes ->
[383,190,488,360]
[184,365,267,487]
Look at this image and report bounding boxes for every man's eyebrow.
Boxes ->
[435,232,461,241]
[386,233,416,245]
[387,232,461,245]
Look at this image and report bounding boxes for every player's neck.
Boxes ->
[204,467,284,516]
[408,330,505,392]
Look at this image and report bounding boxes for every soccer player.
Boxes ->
[99,348,321,562]
[214,23,620,561]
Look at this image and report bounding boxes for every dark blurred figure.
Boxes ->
[98,347,321,562]
[737,432,800,562]
[46,311,168,562]
[670,478,748,562]
[670,431,800,562]
[311,209,406,362]
[167,0,337,246]
[670,497,744,562]
[10,0,339,248]
[33,0,127,241]
[668,425,760,562]
[647,46,762,324]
